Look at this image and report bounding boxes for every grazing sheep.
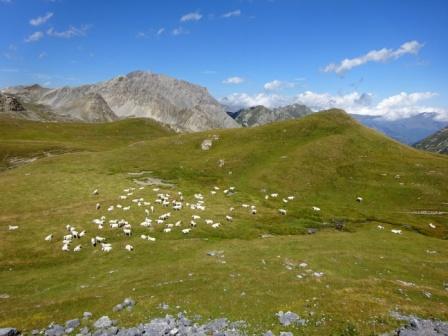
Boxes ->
[147,236,156,241]
[287,196,295,200]
[210,191,217,195]
[141,234,148,240]
[265,195,269,200]
[282,198,288,203]
[93,189,99,195]
[163,228,172,233]
[107,206,114,212]
[192,215,201,220]
[63,234,73,241]
[225,215,233,222]
[62,244,70,252]
[429,223,436,229]
[166,223,174,228]
[156,219,164,225]
[182,228,191,234]
[242,204,249,208]
[150,206,154,213]
[123,228,132,236]
[205,219,214,225]
[101,244,112,252]
[190,220,197,227]
[251,209,257,215]
[356,197,363,203]
[125,244,134,252]
[229,207,234,212]
[312,206,321,212]
[377,225,384,230]
[95,236,106,242]
[175,220,182,227]
[96,203,101,210]
[74,245,82,252]
[91,237,97,247]
[278,209,287,215]
[270,193,279,198]
[8,225,19,231]
[123,206,130,211]
[391,229,402,235]
[45,234,53,241]
[211,223,221,228]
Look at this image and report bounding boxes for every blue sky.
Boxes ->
[1,0,448,119]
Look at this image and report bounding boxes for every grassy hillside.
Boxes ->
[0,110,447,335]
[0,117,173,170]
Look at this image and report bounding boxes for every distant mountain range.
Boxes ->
[351,113,447,145]
[414,126,448,154]
[1,71,238,132]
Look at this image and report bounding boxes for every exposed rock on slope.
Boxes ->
[3,71,239,131]
[414,126,448,154]
[234,103,312,127]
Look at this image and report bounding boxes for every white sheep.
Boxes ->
[95,236,106,242]
[377,225,384,230]
[287,196,295,200]
[251,209,257,215]
[164,228,172,233]
[190,220,197,227]
[278,209,287,215]
[44,234,53,241]
[192,215,201,220]
[62,244,70,252]
[225,215,233,222]
[96,203,101,210]
[270,193,278,198]
[123,228,132,236]
[429,223,436,229]
[205,219,214,225]
[74,245,82,252]
[175,220,182,227]
[212,223,221,228]
[93,189,99,195]
[147,236,156,241]
[356,197,363,202]
[79,230,86,237]
[391,229,402,235]
[182,228,191,234]
[312,206,321,212]
[242,204,249,208]
[282,198,288,203]
[125,244,134,252]
[8,225,19,231]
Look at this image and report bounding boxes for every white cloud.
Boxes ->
[156,28,165,36]
[222,76,245,84]
[172,27,189,36]
[220,93,290,111]
[222,9,241,18]
[38,51,47,59]
[180,11,202,22]
[46,25,90,38]
[25,31,44,43]
[220,90,448,120]
[264,80,295,91]
[323,40,423,75]
[30,12,53,26]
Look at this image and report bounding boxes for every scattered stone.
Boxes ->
[79,327,90,335]
[93,316,113,329]
[83,312,93,319]
[306,228,318,235]
[0,328,19,336]
[158,303,169,310]
[66,319,80,329]
[389,315,448,335]
[279,332,293,336]
[45,324,65,336]
[276,311,306,326]
[201,139,213,150]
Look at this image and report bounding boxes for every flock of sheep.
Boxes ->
[43,184,309,254]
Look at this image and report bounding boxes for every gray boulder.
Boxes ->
[94,316,113,329]
[66,319,80,329]
[276,311,306,327]
[0,328,19,336]
[45,324,65,336]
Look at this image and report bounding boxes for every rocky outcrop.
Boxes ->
[234,104,312,127]
[414,126,448,154]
